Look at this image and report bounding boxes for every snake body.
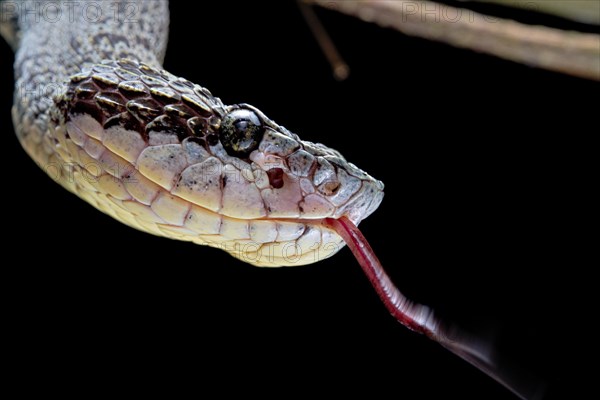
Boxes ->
[2,0,383,266]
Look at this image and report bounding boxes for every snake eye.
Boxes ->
[219,109,264,157]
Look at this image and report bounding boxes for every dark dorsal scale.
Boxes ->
[57,60,225,145]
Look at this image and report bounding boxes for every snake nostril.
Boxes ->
[267,168,284,189]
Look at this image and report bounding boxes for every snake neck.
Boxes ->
[5,0,169,165]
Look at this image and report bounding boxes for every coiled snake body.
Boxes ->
[2,0,383,267]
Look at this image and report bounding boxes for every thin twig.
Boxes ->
[298,1,350,80]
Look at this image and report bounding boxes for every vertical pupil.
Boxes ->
[235,119,249,132]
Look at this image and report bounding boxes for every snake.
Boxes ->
[1,2,544,398]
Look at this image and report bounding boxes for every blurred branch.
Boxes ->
[462,0,600,25]
[306,0,600,81]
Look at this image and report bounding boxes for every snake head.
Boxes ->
[55,60,383,266]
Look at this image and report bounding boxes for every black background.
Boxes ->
[1,1,597,398]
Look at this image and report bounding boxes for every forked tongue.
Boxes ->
[322,217,547,400]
